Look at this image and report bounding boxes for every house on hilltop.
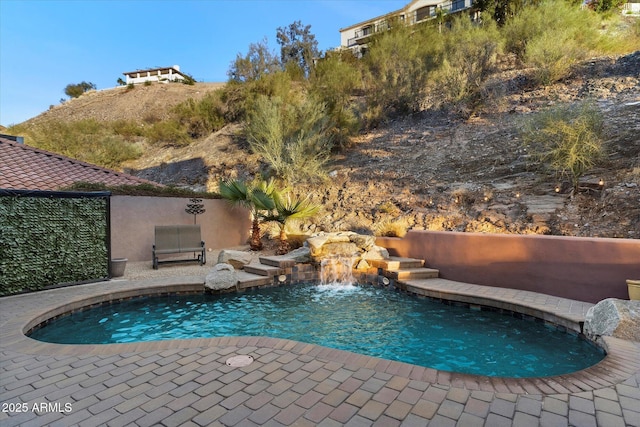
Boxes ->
[339,0,475,56]
[122,65,187,85]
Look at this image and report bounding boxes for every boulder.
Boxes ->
[282,246,312,263]
[318,242,360,258]
[217,250,252,269]
[350,234,376,251]
[584,298,640,342]
[305,231,388,264]
[204,263,238,291]
[306,235,329,257]
[361,245,390,260]
[355,259,370,271]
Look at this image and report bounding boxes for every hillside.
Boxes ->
[26,82,226,125]
[18,53,640,240]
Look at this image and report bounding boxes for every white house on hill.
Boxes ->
[339,0,474,56]
[123,65,187,85]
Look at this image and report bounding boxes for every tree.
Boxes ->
[228,38,281,82]
[64,81,96,98]
[218,178,320,254]
[264,190,320,255]
[218,178,276,250]
[276,21,320,77]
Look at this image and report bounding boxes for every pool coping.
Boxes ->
[2,276,639,396]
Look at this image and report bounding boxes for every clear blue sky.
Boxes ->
[0,0,407,127]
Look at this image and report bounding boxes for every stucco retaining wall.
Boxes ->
[110,196,250,262]
[377,231,640,303]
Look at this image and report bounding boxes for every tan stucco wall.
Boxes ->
[110,196,250,262]
[377,231,640,303]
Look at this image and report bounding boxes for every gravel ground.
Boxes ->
[118,246,273,281]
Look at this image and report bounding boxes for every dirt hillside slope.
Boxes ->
[21,54,640,239]
[26,82,225,125]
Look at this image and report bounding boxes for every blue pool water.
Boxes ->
[29,283,604,377]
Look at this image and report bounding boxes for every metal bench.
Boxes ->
[152,225,206,269]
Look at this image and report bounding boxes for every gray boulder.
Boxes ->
[204,263,238,291]
[282,246,312,263]
[217,249,253,269]
[584,298,640,342]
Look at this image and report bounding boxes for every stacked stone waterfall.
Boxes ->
[306,232,389,284]
[319,256,358,285]
[204,232,390,291]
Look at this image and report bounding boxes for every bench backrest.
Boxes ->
[155,225,202,250]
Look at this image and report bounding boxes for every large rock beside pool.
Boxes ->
[584,298,640,342]
[217,250,252,269]
[205,263,238,291]
[305,231,388,265]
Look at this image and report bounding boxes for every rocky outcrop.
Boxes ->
[584,298,640,342]
[204,263,238,291]
[305,231,389,270]
[217,250,252,269]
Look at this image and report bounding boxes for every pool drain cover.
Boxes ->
[225,355,254,367]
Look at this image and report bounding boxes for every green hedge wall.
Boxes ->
[0,192,109,296]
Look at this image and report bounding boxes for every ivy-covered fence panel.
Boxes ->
[0,190,110,296]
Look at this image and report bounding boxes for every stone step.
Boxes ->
[385,267,439,280]
[244,263,283,277]
[258,256,297,268]
[369,257,425,270]
[236,271,272,289]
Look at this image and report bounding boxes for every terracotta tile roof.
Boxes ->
[0,137,159,191]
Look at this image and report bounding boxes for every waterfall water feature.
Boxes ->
[319,256,357,286]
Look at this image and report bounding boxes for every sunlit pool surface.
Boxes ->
[29,283,604,377]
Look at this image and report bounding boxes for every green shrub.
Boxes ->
[144,120,191,147]
[245,95,334,183]
[221,71,294,122]
[586,0,625,13]
[362,23,437,122]
[181,73,196,85]
[63,182,218,198]
[525,32,584,85]
[310,50,362,148]
[172,92,226,138]
[24,119,141,168]
[64,81,96,98]
[111,119,144,141]
[503,0,601,84]
[522,101,605,190]
[430,17,501,106]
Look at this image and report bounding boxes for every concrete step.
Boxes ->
[236,271,272,289]
[258,256,297,268]
[385,267,439,280]
[369,257,425,270]
[244,263,283,277]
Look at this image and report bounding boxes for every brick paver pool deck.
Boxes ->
[1,276,639,426]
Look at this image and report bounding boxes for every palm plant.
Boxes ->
[265,190,320,255]
[218,178,276,250]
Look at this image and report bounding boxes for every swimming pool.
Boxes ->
[29,283,604,377]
